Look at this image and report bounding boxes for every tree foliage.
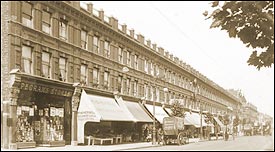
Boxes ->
[170,100,185,117]
[204,1,274,70]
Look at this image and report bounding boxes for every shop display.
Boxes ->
[16,104,65,146]
[16,106,34,143]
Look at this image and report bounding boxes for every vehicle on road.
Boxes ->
[162,116,189,145]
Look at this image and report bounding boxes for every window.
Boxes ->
[144,59,148,73]
[42,52,51,78]
[22,46,32,74]
[134,55,138,70]
[42,11,51,34]
[104,41,110,58]
[144,84,147,100]
[80,64,87,85]
[133,80,138,96]
[59,57,67,82]
[156,87,159,102]
[171,73,175,84]
[150,63,154,76]
[93,36,99,53]
[150,86,154,101]
[126,78,130,94]
[126,51,130,66]
[59,18,67,40]
[155,65,159,77]
[118,47,123,64]
[93,68,99,84]
[22,2,33,28]
[81,30,88,49]
[104,71,110,87]
[118,76,123,93]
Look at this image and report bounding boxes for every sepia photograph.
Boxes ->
[1,1,274,151]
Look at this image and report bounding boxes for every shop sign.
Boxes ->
[20,82,73,97]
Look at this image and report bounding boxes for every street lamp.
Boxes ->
[192,78,203,140]
[152,76,158,145]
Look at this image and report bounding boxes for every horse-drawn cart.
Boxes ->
[162,116,189,145]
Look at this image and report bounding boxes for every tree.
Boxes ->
[233,115,240,127]
[170,99,185,117]
[204,1,274,70]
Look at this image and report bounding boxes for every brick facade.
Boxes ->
[1,1,243,149]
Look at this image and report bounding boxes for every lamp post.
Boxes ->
[192,78,202,140]
[152,76,158,145]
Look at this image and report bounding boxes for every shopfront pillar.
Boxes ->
[8,89,19,149]
[8,70,21,149]
[71,84,81,146]
[2,101,9,149]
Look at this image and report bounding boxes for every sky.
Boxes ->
[81,1,274,117]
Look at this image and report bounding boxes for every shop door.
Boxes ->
[64,99,71,145]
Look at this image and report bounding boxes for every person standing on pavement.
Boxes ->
[143,126,149,142]
[157,127,164,145]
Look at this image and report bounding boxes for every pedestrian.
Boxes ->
[214,124,219,140]
[143,126,149,142]
[157,127,164,145]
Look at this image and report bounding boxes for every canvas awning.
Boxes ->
[78,90,134,122]
[184,112,208,128]
[164,108,193,125]
[117,98,153,122]
[144,104,169,124]
[213,116,225,129]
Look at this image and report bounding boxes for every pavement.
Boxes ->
[1,136,225,151]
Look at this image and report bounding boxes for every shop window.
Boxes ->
[81,30,88,50]
[22,2,33,28]
[93,36,99,53]
[42,51,51,78]
[103,71,110,88]
[104,41,110,58]
[59,57,67,82]
[118,47,123,64]
[22,45,33,74]
[42,10,51,34]
[59,18,68,41]
[16,105,35,143]
[93,68,99,85]
[16,104,65,145]
[80,64,87,85]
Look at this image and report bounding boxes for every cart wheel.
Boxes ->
[177,132,186,145]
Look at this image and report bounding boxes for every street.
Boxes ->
[125,135,274,151]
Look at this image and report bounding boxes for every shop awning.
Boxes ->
[213,116,225,129]
[144,104,169,124]
[123,100,153,122]
[164,108,193,125]
[185,112,208,128]
[80,90,134,122]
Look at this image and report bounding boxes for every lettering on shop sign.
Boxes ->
[77,111,100,122]
[20,82,73,97]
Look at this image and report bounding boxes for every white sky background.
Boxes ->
[82,1,274,117]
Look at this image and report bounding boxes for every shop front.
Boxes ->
[77,89,136,145]
[5,72,74,149]
[115,96,154,142]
